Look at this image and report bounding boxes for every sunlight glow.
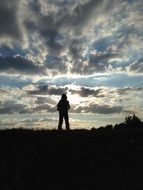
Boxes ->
[67,92,83,105]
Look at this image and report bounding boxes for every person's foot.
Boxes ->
[66,127,70,131]
[58,127,62,131]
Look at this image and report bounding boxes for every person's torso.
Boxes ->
[58,100,69,113]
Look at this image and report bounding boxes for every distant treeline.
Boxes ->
[92,114,143,131]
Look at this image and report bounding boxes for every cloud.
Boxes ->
[0,0,21,40]
[0,83,142,119]
[27,83,104,98]
[35,97,56,105]
[92,36,114,52]
[0,100,27,114]
[69,38,84,59]
[24,0,65,54]
[34,73,143,91]
[0,0,143,129]
[73,103,123,114]
[0,0,143,76]
[68,0,103,28]
[89,53,117,66]
[31,104,55,113]
[0,55,45,75]
[0,45,28,57]
[45,55,68,74]
[70,87,102,97]
[0,98,55,114]
[0,88,9,94]
[71,52,118,74]
[116,87,143,95]
[27,85,68,96]
[23,0,117,56]
[127,58,143,73]
[0,75,32,89]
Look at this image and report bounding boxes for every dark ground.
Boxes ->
[1,128,143,190]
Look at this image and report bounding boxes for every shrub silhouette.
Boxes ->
[114,122,125,130]
[124,114,142,128]
[104,124,113,131]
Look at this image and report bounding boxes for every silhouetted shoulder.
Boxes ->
[57,100,62,105]
[57,99,70,112]
[57,100,62,111]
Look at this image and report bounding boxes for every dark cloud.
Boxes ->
[27,84,103,98]
[0,45,28,57]
[22,0,143,75]
[0,99,56,115]
[0,0,21,40]
[92,36,114,52]
[24,1,64,54]
[29,84,142,100]
[89,53,118,65]
[0,56,45,75]
[116,87,143,95]
[45,55,68,73]
[69,0,103,28]
[70,87,102,97]
[32,104,55,113]
[24,0,105,54]
[69,38,83,59]
[0,0,104,51]
[27,85,68,96]
[0,88,9,94]
[0,0,125,76]
[72,53,117,74]
[40,27,64,54]
[74,103,123,114]
[35,97,56,105]
[128,58,143,73]
[0,101,27,114]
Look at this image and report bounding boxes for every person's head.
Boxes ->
[61,94,67,101]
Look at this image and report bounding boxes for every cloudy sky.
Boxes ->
[0,0,143,129]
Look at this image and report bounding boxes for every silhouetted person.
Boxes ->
[57,94,70,130]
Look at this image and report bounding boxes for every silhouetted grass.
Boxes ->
[0,115,143,190]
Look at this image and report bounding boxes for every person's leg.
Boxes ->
[64,113,70,130]
[58,113,63,130]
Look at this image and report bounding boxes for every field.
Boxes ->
[1,128,143,190]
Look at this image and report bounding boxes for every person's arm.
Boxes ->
[57,101,60,111]
[67,101,70,110]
